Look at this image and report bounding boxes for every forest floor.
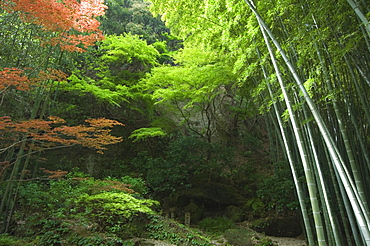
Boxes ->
[210,231,307,246]
[265,235,307,246]
[237,221,307,246]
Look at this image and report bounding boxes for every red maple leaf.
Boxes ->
[1,0,107,52]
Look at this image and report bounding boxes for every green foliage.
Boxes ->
[138,46,252,146]
[164,136,237,180]
[11,172,160,243]
[75,191,158,237]
[140,47,236,108]
[100,0,170,44]
[19,179,82,215]
[78,192,158,221]
[0,234,24,246]
[66,234,124,246]
[101,34,159,67]
[256,237,278,246]
[119,175,149,195]
[132,154,189,194]
[36,225,70,246]
[65,74,129,106]
[164,136,210,168]
[197,217,235,235]
[4,0,368,244]
[256,162,298,212]
[250,218,270,232]
[18,171,146,216]
[146,215,212,246]
[174,47,219,66]
[151,41,168,54]
[246,198,266,217]
[129,127,166,142]
[62,33,160,106]
[132,136,237,194]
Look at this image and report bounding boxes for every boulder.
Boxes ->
[184,200,203,223]
[226,205,244,222]
[251,216,302,237]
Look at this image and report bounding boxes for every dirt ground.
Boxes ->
[266,235,307,246]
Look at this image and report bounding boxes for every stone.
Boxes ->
[226,205,244,222]
[251,216,302,237]
[184,200,203,223]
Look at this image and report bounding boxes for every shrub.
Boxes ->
[146,215,212,246]
[120,175,148,195]
[13,172,159,243]
[256,161,298,212]
[76,192,159,237]
[197,217,235,234]
[0,234,19,246]
[77,192,158,221]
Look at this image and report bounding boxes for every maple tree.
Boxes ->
[1,0,107,52]
[0,68,32,93]
[39,168,69,180]
[0,67,70,95]
[0,116,124,154]
[0,107,124,233]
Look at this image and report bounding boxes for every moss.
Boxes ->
[226,205,244,222]
[184,200,203,223]
[146,215,213,246]
[224,228,253,246]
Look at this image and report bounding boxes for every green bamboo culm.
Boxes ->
[243,0,370,245]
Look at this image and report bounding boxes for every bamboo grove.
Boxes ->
[148,0,370,245]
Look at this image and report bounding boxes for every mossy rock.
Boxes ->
[224,228,253,246]
[226,205,244,222]
[184,200,204,223]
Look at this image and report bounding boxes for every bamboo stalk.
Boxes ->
[243,0,370,244]
[256,17,322,245]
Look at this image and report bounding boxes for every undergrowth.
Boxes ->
[5,171,157,245]
[1,170,279,246]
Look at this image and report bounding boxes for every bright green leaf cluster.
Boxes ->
[78,192,159,219]
[61,34,161,105]
[139,47,237,108]
[101,34,160,67]
[129,127,166,142]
